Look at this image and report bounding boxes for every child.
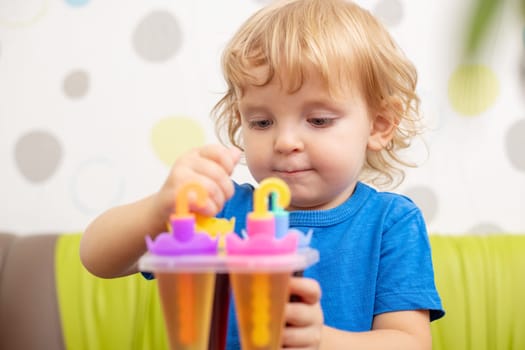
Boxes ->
[81,0,444,348]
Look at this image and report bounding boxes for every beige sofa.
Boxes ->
[0,233,64,349]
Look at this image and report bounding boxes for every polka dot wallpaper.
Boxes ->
[0,0,523,234]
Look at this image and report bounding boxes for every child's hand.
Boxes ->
[155,144,242,218]
[282,277,324,349]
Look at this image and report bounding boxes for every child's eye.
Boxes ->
[248,119,273,129]
[308,118,334,127]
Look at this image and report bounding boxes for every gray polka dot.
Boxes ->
[14,130,63,183]
[132,11,182,62]
[505,118,525,172]
[63,69,89,99]
[403,186,438,223]
[468,222,504,234]
[373,0,404,27]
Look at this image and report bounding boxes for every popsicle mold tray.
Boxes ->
[139,178,318,350]
[138,178,319,273]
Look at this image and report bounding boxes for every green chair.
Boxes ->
[1,232,525,349]
[430,234,525,349]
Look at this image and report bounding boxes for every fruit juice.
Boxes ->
[230,271,291,350]
[156,272,216,350]
[208,273,230,350]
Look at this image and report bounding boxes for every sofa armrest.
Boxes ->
[0,233,15,277]
[0,234,64,350]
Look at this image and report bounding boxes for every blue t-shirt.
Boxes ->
[220,181,444,349]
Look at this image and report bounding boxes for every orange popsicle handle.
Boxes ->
[175,182,209,217]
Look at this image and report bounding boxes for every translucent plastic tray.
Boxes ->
[138,248,319,273]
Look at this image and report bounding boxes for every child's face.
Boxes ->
[239,69,376,211]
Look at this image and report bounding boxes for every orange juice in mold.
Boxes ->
[226,178,300,350]
[230,272,291,350]
[157,272,216,350]
[144,183,220,350]
[139,179,319,350]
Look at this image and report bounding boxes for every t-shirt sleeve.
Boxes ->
[374,203,445,321]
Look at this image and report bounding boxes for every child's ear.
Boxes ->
[367,98,402,151]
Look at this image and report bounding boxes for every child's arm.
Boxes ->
[282,277,431,350]
[80,145,241,278]
[320,311,431,350]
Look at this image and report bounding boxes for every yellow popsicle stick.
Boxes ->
[251,274,271,347]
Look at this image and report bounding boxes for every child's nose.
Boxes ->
[274,128,304,154]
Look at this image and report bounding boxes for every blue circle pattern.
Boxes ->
[65,0,90,7]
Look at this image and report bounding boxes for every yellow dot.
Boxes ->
[151,117,206,166]
[448,64,499,116]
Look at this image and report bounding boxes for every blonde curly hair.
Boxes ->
[212,0,423,189]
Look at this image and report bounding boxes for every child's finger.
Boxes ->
[281,323,321,348]
[288,277,321,305]
[190,155,236,199]
[181,166,228,204]
[284,302,313,327]
[182,175,225,215]
[199,145,241,174]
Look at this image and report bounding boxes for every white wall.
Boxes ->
[1,0,524,234]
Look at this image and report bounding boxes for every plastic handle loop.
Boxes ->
[253,178,290,219]
[175,182,208,217]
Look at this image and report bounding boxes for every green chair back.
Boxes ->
[55,234,168,350]
[430,234,525,350]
